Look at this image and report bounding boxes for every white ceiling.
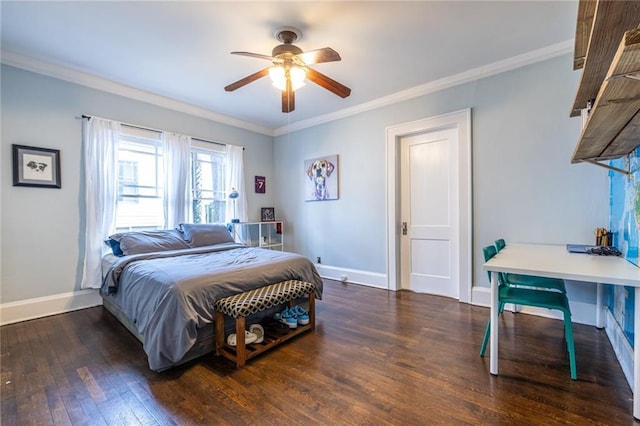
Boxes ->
[1,1,578,134]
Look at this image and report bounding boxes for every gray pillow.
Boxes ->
[178,223,235,247]
[108,229,190,256]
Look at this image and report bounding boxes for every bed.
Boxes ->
[100,224,323,371]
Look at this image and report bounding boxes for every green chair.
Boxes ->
[480,245,577,380]
[495,239,567,294]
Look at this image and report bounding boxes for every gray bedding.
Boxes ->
[102,242,322,371]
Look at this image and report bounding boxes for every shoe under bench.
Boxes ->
[214,280,316,367]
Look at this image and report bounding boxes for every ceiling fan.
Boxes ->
[224,26,351,113]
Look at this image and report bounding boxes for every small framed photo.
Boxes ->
[13,144,61,188]
[255,176,266,193]
[261,207,275,222]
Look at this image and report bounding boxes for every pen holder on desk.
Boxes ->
[595,228,614,247]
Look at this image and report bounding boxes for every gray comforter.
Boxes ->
[102,243,322,371]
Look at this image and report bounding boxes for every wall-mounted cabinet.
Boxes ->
[570,0,640,164]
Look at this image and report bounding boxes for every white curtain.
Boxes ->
[225,144,247,223]
[80,117,120,289]
[163,132,192,228]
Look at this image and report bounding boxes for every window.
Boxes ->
[114,126,226,232]
[191,146,226,224]
[118,160,139,202]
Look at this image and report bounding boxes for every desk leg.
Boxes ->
[634,288,640,420]
[595,282,604,329]
[490,271,499,375]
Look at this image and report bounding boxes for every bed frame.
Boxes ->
[102,295,215,368]
[102,293,309,370]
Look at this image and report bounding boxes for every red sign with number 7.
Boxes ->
[255,176,265,193]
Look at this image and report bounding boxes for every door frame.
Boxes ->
[385,109,472,303]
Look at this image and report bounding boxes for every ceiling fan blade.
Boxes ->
[224,68,270,92]
[296,47,341,65]
[306,68,351,98]
[230,51,280,62]
[282,78,295,113]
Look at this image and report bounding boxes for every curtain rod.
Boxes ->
[80,114,227,148]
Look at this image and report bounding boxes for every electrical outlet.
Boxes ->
[316,256,321,264]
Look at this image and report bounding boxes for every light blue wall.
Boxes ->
[1,53,612,307]
[1,64,274,303]
[274,54,609,296]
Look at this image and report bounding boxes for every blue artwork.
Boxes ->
[608,147,640,347]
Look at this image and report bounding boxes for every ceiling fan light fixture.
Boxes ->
[226,25,350,112]
[269,65,306,91]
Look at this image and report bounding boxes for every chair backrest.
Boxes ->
[483,245,498,283]
[495,238,506,252]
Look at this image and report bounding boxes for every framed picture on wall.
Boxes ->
[304,154,338,201]
[255,176,266,193]
[12,144,61,188]
[261,207,275,222]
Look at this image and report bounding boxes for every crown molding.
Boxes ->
[2,40,573,138]
[0,50,275,136]
[274,39,574,136]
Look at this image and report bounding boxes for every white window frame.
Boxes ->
[114,127,228,231]
[191,139,227,224]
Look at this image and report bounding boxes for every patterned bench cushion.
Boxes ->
[214,280,316,318]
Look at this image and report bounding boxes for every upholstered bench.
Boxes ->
[214,280,316,367]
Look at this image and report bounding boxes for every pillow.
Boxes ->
[107,229,190,256]
[178,223,235,247]
[104,238,124,256]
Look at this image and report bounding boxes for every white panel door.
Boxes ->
[400,127,459,298]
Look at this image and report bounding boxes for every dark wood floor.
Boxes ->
[1,280,635,425]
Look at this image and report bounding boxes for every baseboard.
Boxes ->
[472,285,491,307]
[604,309,633,390]
[315,264,388,289]
[0,266,386,326]
[0,289,102,326]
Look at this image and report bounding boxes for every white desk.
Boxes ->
[483,243,640,418]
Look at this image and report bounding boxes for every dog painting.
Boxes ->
[22,153,53,182]
[12,144,61,188]
[304,155,338,201]
[26,160,48,173]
